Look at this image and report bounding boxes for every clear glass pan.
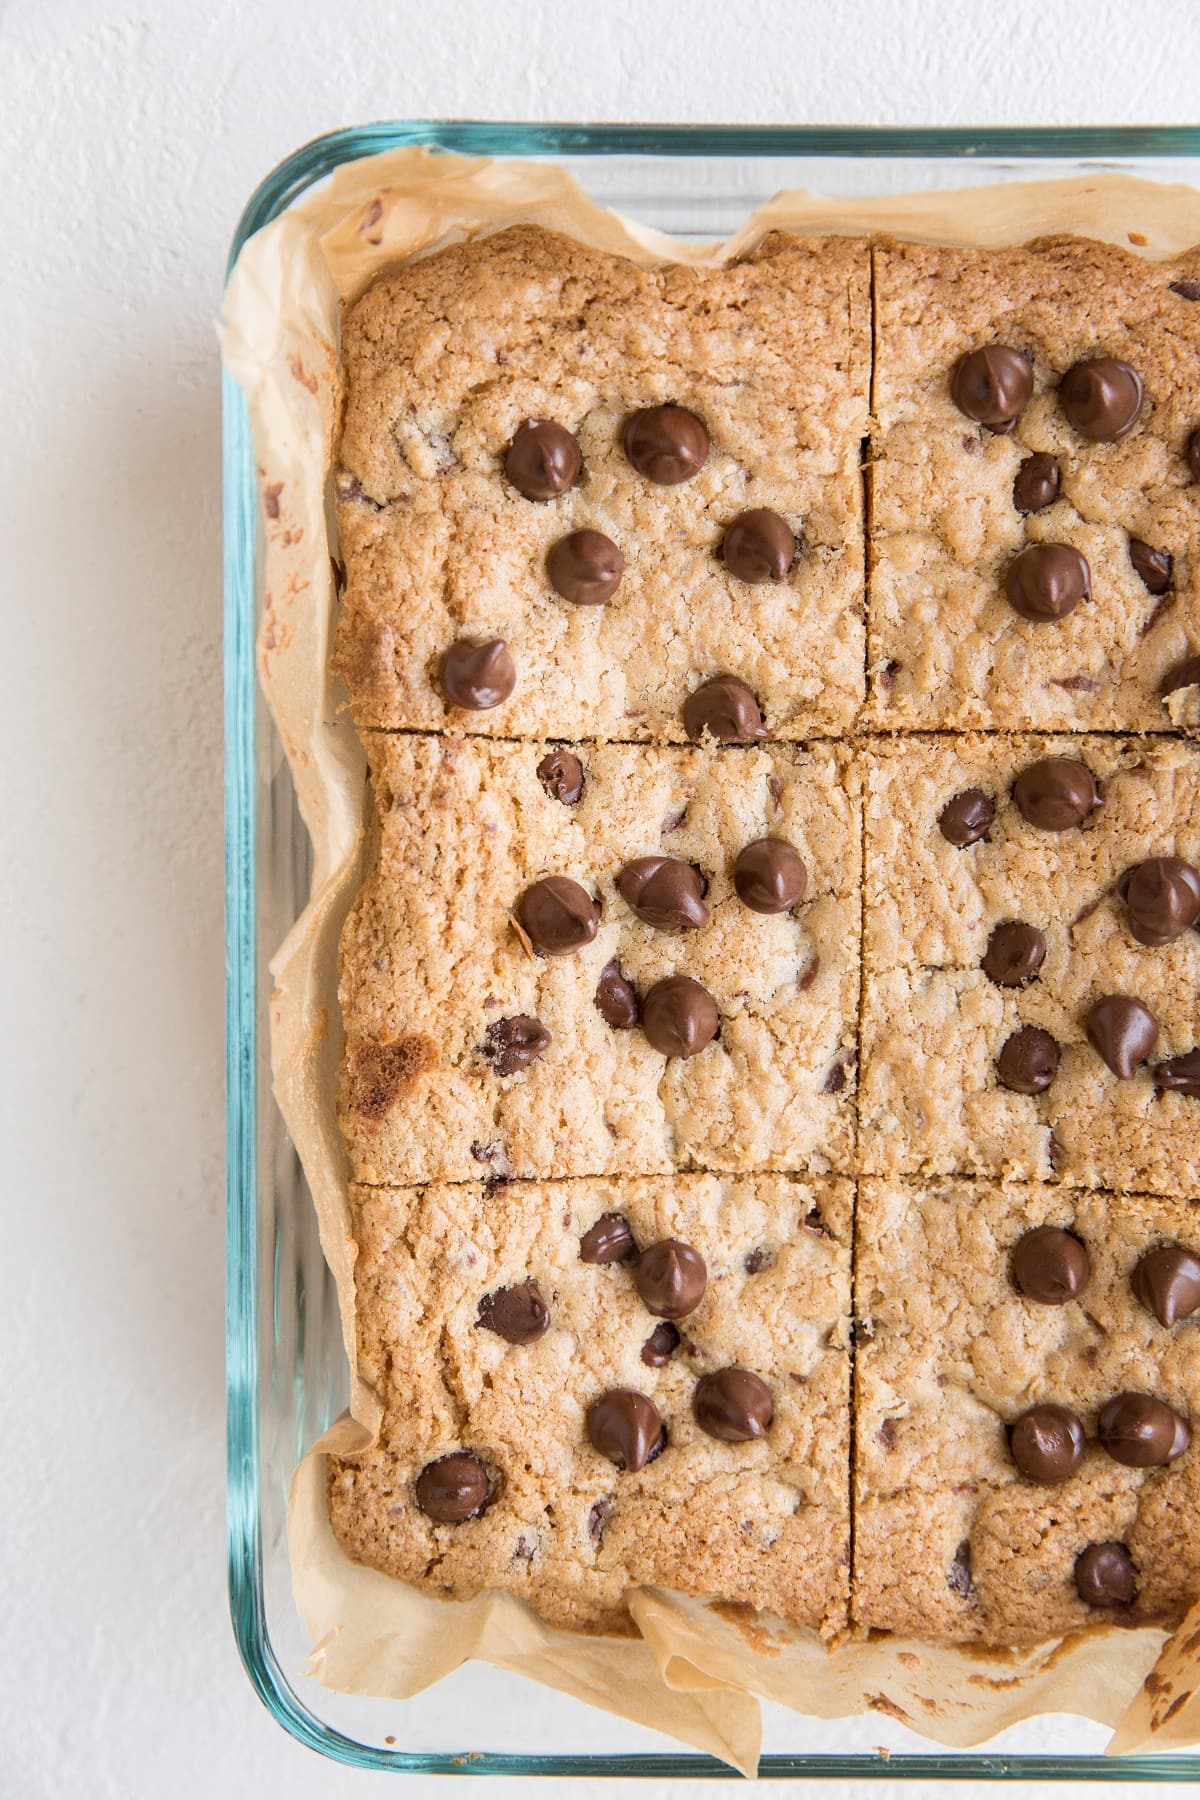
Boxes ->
[224,121,1200,1777]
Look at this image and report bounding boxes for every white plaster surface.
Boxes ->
[1,1,1198,1794]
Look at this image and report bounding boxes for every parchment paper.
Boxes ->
[220,146,1200,1772]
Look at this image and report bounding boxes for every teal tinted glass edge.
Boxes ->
[224,122,1200,1776]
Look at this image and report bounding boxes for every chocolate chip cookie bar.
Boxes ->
[853,1177,1200,1644]
[333,226,871,741]
[328,1173,852,1635]
[339,731,860,1184]
[860,733,1200,1194]
[869,237,1200,731]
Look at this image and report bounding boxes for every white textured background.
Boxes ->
[2,2,1198,1795]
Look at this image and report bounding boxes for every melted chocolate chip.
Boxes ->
[938,788,996,847]
[505,419,581,499]
[1012,1226,1091,1305]
[516,876,600,955]
[682,675,766,744]
[641,1321,681,1367]
[1013,452,1061,514]
[587,1494,615,1540]
[693,1368,774,1442]
[1153,1050,1200,1096]
[1060,358,1144,441]
[1132,1245,1200,1327]
[641,975,719,1058]
[951,345,1034,432]
[415,1452,491,1522]
[721,508,796,583]
[586,1390,665,1471]
[594,960,639,1029]
[1170,279,1200,302]
[1009,1404,1087,1483]
[622,404,709,484]
[982,920,1047,988]
[470,1140,513,1182]
[1004,543,1091,621]
[1012,758,1099,831]
[1098,1391,1190,1468]
[633,1240,708,1319]
[580,1212,636,1264]
[477,1280,551,1344]
[1120,857,1200,945]
[1075,1541,1137,1607]
[744,1246,773,1273]
[484,1014,551,1074]
[1163,654,1200,696]
[616,856,709,932]
[536,749,584,805]
[441,637,516,709]
[733,838,807,913]
[546,529,625,604]
[1129,538,1173,595]
[1086,995,1159,1079]
[948,1539,973,1598]
[996,1025,1060,1094]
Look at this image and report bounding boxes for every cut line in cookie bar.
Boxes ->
[328,1173,852,1636]
[339,731,861,1185]
[860,732,1200,1194]
[332,225,871,742]
[853,1177,1200,1646]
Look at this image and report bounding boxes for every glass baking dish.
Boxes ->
[224,121,1200,1779]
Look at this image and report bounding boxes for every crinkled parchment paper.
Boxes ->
[219,148,1200,1772]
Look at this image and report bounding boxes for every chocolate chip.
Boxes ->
[1013,452,1061,514]
[441,637,516,709]
[586,1390,665,1471]
[505,419,581,499]
[721,508,796,583]
[938,788,996,847]
[633,1240,708,1319]
[1163,654,1200,696]
[1004,543,1091,622]
[744,1246,772,1274]
[661,803,688,833]
[415,1452,491,1522]
[694,1368,773,1442]
[470,1140,514,1181]
[1130,538,1173,595]
[1132,1245,1200,1327]
[1098,1391,1190,1467]
[477,1280,551,1344]
[1060,358,1144,441]
[1171,279,1200,302]
[682,675,766,744]
[536,749,584,805]
[546,530,625,604]
[484,1015,551,1075]
[587,1495,615,1540]
[948,1539,973,1598]
[951,345,1033,432]
[1154,1050,1200,1096]
[1086,995,1159,1079]
[641,1321,681,1367]
[1012,1226,1090,1305]
[996,1026,1060,1094]
[877,1418,898,1451]
[982,920,1047,988]
[516,876,600,955]
[1075,1542,1137,1607]
[616,856,709,932]
[580,1212,636,1264]
[1189,429,1200,483]
[1009,1405,1087,1483]
[733,838,807,913]
[823,1057,852,1094]
[622,404,709,484]
[1012,758,1099,831]
[594,960,639,1029]
[641,975,719,1058]
[1119,857,1200,946]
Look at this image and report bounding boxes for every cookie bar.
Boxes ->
[333,226,871,741]
[339,732,860,1183]
[328,1174,852,1635]
[870,237,1200,731]
[860,733,1200,1194]
[853,1178,1200,1644]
